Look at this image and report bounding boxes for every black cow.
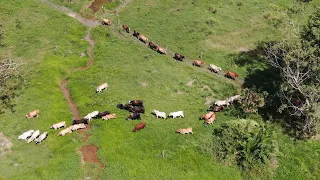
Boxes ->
[72,118,88,125]
[173,53,185,61]
[117,103,134,110]
[126,112,141,120]
[129,100,144,107]
[95,111,110,118]
[129,106,145,113]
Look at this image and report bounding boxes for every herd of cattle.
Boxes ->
[18,20,242,144]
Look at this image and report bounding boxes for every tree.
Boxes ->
[264,7,320,138]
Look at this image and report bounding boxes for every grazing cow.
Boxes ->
[27,130,40,143]
[126,112,141,120]
[152,110,166,119]
[132,30,148,43]
[71,123,86,131]
[117,103,134,110]
[102,113,117,120]
[96,83,108,93]
[215,100,229,106]
[122,24,130,33]
[129,100,144,107]
[102,19,112,25]
[96,111,110,118]
[225,71,239,80]
[205,114,216,124]
[132,122,146,132]
[18,130,34,141]
[58,127,72,136]
[83,111,99,121]
[129,106,145,113]
[200,111,215,120]
[226,95,241,104]
[176,128,193,135]
[26,110,39,118]
[72,118,88,125]
[168,111,184,118]
[149,42,157,50]
[209,64,222,73]
[133,30,139,38]
[35,132,48,144]
[156,46,167,54]
[173,53,185,61]
[192,60,205,67]
[50,121,66,130]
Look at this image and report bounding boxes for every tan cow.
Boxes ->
[192,60,205,67]
[102,19,112,25]
[50,121,66,130]
[102,113,117,120]
[205,113,216,124]
[58,126,72,136]
[26,110,39,118]
[201,111,215,120]
[176,128,193,135]
[156,46,167,54]
[71,123,86,131]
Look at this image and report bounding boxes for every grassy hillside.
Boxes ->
[0,0,320,179]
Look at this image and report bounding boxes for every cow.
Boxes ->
[148,42,157,50]
[83,111,99,121]
[173,53,185,61]
[126,112,141,120]
[129,100,144,107]
[129,106,145,113]
[225,71,239,80]
[209,64,222,73]
[151,110,166,119]
[132,122,146,132]
[50,121,66,130]
[192,60,205,67]
[35,132,48,144]
[96,111,110,118]
[96,83,108,93]
[132,30,148,43]
[133,30,139,38]
[102,113,117,120]
[58,127,72,136]
[210,105,224,112]
[168,111,184,118]
[102,19,112,25]
[71,123,86,131]
[215,100,229,106]
[176,128,193,135]
[117,103,134,110]
[200,111,215,120]
[27,130,40,143]
[156,46,167,54]
[226,95,241,104]
[18,130,34,141]
[205,114,216,124]
[72,118,88,125]
[122,24,130,33]
[26,110,39,118]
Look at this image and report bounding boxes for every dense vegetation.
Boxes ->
[0,0,320,179]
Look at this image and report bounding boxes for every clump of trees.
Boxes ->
[263,7,320,138]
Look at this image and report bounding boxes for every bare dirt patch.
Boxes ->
[0,132,13,156]
[89,0,112,13]
[186,80,195,87]
[60,80,81,120]
[80,145,104,168]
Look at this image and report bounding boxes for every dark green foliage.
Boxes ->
[302,7,320,48]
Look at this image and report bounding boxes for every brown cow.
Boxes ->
[102,113,117,120]
[122,24,130,33]
[192,60,205,67]
[102,19,112,25]
[148,42,157,50]
[156,46,167,54]
[200,111,215,120]
[173,53,185,61]
[225,71,239,80]
[26,110,39,118]
[205,113,216,124]
[132,122,146,132]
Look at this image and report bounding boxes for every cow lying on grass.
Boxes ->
[168,111,184,118]
[132,122,146,132]
[50,121,66,130]
[26,110,39,118]
[176,128,193,135]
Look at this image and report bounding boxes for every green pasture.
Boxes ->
[0,0,320,179]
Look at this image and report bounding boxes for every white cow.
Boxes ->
[58,126,72,136]
[209,64,222,73]
[215,100,229,106]
[27,130,40,143]
[18,130,34,141]
[96,83,108,93]
[226,95,241,104]
[168,111,184,118]
[35,132,48,144]
[152,110,166,119]
[71,123,86,131]
[50,121,66,130]
[83,111,99,121]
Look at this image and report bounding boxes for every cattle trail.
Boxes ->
[40,0,104,172]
